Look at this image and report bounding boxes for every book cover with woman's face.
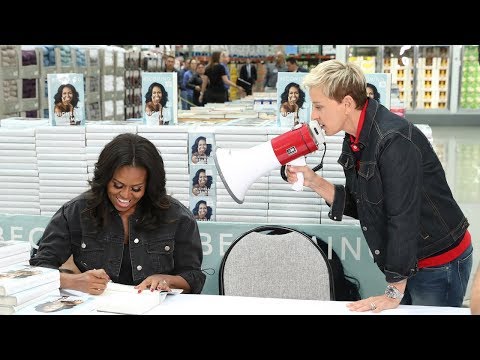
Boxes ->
[47,73,85,126]
[141,72,178,125]
[276,72,311,128]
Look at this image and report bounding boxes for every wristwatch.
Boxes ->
[385,284,404,300]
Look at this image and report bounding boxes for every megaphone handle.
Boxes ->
[287,156,307,191]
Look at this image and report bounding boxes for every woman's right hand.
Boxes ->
[61,269,110,295]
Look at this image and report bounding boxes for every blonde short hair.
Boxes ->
[303,60,367,109]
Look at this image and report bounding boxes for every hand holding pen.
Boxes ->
[69,261,110,295]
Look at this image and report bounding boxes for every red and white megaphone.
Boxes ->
[214,122,326,204]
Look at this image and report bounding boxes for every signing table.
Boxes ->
[143,294,470,315]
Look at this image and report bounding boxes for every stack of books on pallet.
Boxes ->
[0,263,61,315]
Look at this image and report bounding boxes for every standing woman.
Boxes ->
[204,51,243,104]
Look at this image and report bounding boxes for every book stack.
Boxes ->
[0,240,31,269]
[0,264,61,315]
[0,127,40,215]
[36,126,88,216]
[138,125,190,207]
[214,126,269,223]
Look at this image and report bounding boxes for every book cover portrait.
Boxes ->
[365,73,392,109]
[189,132,215,165]
[276,72,311,128]
[142,72,178,126]
[47,73,85,126]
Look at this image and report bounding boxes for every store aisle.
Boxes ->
[430,125,480,302]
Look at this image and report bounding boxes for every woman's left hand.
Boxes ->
[346,295,401,313]
[135,274,171,292]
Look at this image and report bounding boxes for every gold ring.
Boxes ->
[370,302,377,311]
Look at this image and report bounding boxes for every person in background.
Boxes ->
[285,60,472,312]
[192,200,212,221]
[286,56,308,73]
[162,55,177,73]
[237,58,257,96]
[178,58,191,110]
[182,59,197,110]
[264,51,287,91]
[192,168,213,196]
[188,62,206,106]
[279,82,306,127]
[191,135,212,164]
[204,51,243,104]
[470,264,480,314]
[366,82,381,103]
[220,51,232,101]
[30,133,206,295]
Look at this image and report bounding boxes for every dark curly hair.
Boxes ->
[53,84,80,108]
[192,168,213,188]
[192,200,212,220]
[191,136,212,156]
[366,83,380,103]
[280,82,306,109]
[85,133,171,230]
[145,82,168,108]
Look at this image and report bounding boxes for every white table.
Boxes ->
[144,294,471,315]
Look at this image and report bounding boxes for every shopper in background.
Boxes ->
[237,58,257,96]
[182,58,198,110]
[286,56,308,73]
[366,82,381,103]
[162,55,177,73]
[471,264,480,314]
[264,51,287,91]
[204,51,243,104]
[220,51,232,101]
[188,62,206,106]
[178,58,191,110]
[30,133,206,295]
[285,59,472,312]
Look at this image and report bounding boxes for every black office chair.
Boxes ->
[219,225,335,300]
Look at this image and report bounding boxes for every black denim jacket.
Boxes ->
[30,193,206,294]
[329,100,469,283]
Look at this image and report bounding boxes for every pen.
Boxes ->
[81,261,95,271]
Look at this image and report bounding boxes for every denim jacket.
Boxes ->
[329,100,469,283]
[30,193,206,293]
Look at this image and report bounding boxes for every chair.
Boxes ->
[219,225,335,300]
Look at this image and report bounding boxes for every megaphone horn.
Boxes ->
[214,122,325,204]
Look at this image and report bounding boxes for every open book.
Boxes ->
[95,282,182,315]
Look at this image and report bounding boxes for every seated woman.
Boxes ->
[30,133,205,295]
